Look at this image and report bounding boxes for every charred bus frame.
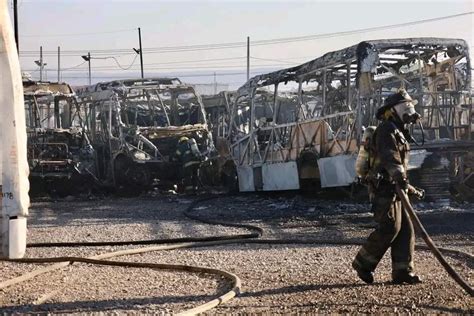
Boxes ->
[228,38,472,195]
[23,80,95,194]
[77,78,213,191]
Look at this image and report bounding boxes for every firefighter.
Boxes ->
[352,89,424,285]
[175,136,202,193]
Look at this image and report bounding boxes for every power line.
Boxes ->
[22,28,136,38]
[144,56,246,66]
[22,56,248,71]
[18,11,473,57]
[59,72,244,79]
[22,55,307,73]
[250,56,296,65]
[251,11,474,46]
[23,62,293,73]
[113,54,138,70]
[75,56,247,68]
[58,70,265,80]
[19,52,137,59]
[23,54,141,73]
[89,55,139,70]
[61,60,88,71]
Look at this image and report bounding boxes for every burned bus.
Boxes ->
[23,80,96,195]
[201,91,237,187]
[227,38,472,199]
[77,78,214,192]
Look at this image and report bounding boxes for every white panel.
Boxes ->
[318,155,357,188]
[1,2,30,258]
[237,166,255,192]
[8,217,26,259]
[262,161,300,191]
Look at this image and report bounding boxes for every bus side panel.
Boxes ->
[262,161,300,191]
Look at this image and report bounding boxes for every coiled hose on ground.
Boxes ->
[1,193,472,315]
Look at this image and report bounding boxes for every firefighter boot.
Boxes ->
[392,271,422,284]
[352,261,374,284]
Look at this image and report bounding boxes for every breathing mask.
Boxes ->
[376,89,425,146]
[392,101,421,125]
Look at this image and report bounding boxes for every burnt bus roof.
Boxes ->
[94,77,182,91]
[23,80,75,97]
[238,37,470,93]
[75,78,188,97]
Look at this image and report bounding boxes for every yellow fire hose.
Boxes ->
[396,185,473,296]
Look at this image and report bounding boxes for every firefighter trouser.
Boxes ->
[183,163,199,192]
[353,193,415,274]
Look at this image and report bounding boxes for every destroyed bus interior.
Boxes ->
[23,80,96,196]
[201,91,236,140]
[77,78,213,192]
[201,91,238,187]
[227,38,472,199]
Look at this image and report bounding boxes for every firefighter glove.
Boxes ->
[408,184,425,200]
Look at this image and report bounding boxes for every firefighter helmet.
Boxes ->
[179,136,189,144]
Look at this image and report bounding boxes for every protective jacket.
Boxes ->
[353,118,415,275]
[175,138,202,192]
[370,120,409,186]
[175,138,202,168]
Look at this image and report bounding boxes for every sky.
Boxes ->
[8,0,474,89]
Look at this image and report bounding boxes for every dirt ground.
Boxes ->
[0,191,472,314]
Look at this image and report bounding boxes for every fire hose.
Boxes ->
[0,194,472,315]
[0,196,259,315]
[395,185,473,296]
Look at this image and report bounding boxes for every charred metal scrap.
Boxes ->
[228,38,473,199]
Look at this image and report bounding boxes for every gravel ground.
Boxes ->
[0,192,472,314]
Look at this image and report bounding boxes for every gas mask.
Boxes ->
[392,101,425,146]
[392,101,421,125]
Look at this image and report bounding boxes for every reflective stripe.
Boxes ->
[392,261,413,271]
[184,161,200,168]
[358,247,379,264]
[176,150,181,155]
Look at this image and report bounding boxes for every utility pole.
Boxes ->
[81,52,91,85]
[13,0,19,52]
[34,46,47,81]
[57,46,60,82]
[214,72,217,94]
[39,46,43,81]
[138,27,144,78]
[133,27,144,78]
[247,36,250,81]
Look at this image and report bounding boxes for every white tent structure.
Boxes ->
[0,0,30,259]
